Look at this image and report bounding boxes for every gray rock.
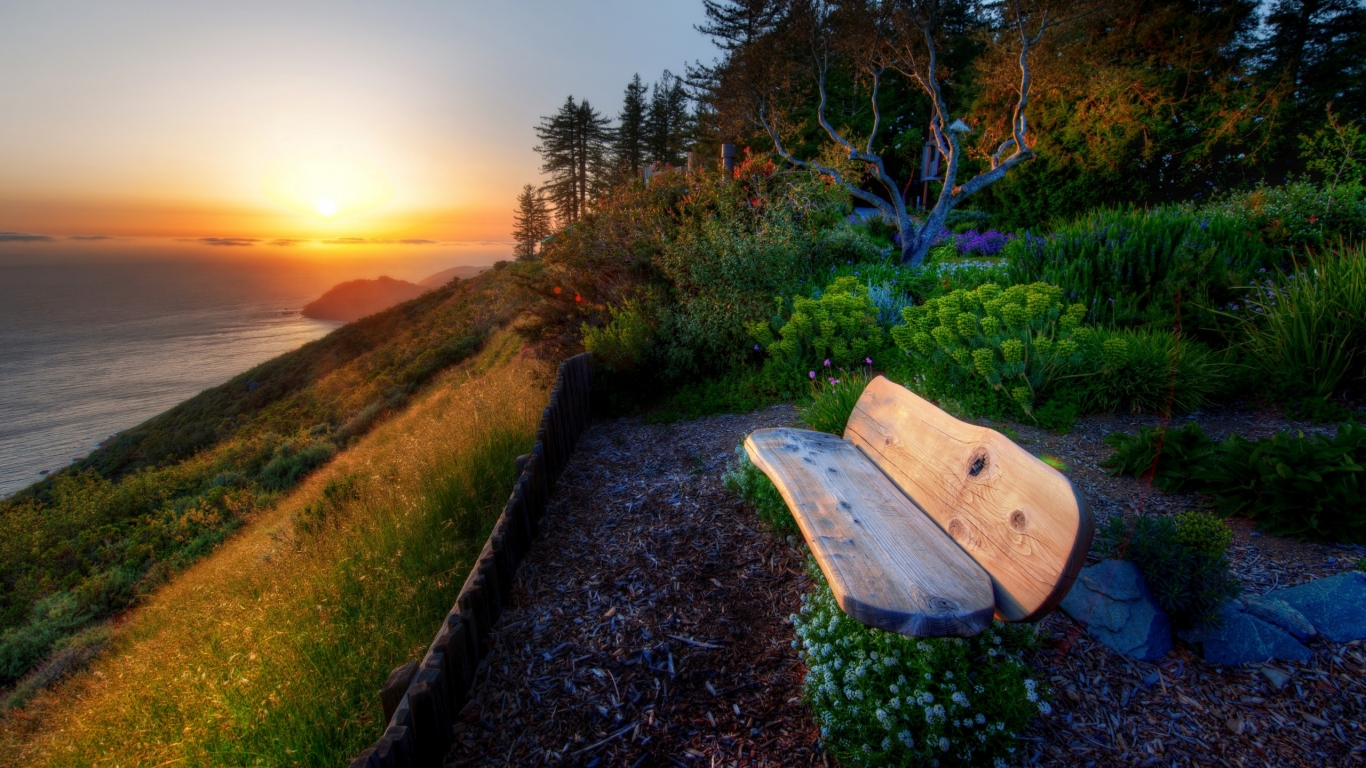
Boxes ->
[1059,560,1172,660]
[1272,571,1366,642]
[1261,666,1291,690]
[1241,595,1316,642]
[1187,603,1312,667]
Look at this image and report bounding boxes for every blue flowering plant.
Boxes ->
[794,562,1050,767]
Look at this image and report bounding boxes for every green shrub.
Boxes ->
[1200,181,1366,253]
[1103,420,1366,542]
[749,276,886,374]
[1235,244,1366,398]
[801,368,873,436]
[257,435,337,491]
[1003,207,1275,332]
[1286,395,1357,424]
[1199,422,1366,542]
[1099,511,1239,629]
[891,282,1089,415]
[1061,328,1227,415]
[1101,423,1217,493]
[723,448,796,535]
[794,563,1048,767]
[581,297,657,372]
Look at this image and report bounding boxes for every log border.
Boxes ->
[350,353,593,768]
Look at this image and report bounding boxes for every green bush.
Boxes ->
[749,276,886,375]
[891,282,1089,415]
[257,435,337,491]
[1003,207,1275,332]
[1200,422,1366,542]
[1101,423,1217,493]
[1060,328,1227,415]
[801,367,873,436]
[1099,511,1239,629]
[794,563,1048,767]
[1103,421,1366,542]
[1199,181,1366,253]
[723,448,796,535]
[581,296,657,373]
[1235,244,1366,398]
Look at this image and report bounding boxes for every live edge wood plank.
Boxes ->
[844,376,1094,622]
[745,427,995,637]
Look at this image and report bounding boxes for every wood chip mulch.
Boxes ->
[446,402,1366,768]
[999,407,1366,767]
[445,406,825,768]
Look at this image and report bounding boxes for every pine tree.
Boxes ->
[696,0,785,50]
[535,96,613,225]
[511,183,551,261]
[613,74,650,177]
[645,71,694,167]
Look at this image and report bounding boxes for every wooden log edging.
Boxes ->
[350,353,593,768]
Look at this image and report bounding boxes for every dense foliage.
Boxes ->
[1099,511,1240,629]
[1104,421,1366,542]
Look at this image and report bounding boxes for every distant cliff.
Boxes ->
[419,264,491,289]
[302,276,427,322]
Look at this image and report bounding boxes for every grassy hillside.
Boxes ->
[0,266,529,693]
[1,331,544,766]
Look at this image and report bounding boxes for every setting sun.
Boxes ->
[261,148,393,221]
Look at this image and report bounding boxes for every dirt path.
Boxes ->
[446,406,824,767]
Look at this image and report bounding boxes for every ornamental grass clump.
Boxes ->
[801,365,873,436]
[794,564,1049,768]
[891,282,1088,415]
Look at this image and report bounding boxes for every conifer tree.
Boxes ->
[613,74,650,177]
[644,71,694,166]
[511,183,551,261]
[535,96,613,225]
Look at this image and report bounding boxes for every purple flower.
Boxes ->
[865,357,873,365]
[809,371,816,380]
[824,359,831,367]
[754,344,760,351]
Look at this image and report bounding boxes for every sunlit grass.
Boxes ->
[1,331,543,766]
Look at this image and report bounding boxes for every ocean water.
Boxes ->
[0,256,343,497]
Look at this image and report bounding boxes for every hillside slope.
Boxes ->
[2,332,546,765]
[0,266,531,693]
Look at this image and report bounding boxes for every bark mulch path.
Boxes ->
[447,403,1366,767]
[446,406,823,768]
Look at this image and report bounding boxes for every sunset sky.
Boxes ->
[0,0,713,263]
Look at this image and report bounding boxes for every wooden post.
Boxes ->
[459,575,489,652]
[380,661,418,726]
[376,724,414,767]
[407,681,444,768]
[491,533,514,602]
[348,748,378,768]
[443,613,473,708]
[415,665,452,743]
[477,553,502,625]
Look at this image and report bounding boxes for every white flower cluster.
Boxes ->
[791,560,1047,767]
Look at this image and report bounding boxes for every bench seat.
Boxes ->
[745,376,1093,637]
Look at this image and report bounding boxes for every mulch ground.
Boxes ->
[446,406,822,767]
[446,403,1366,768]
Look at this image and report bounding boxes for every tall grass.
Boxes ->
[1238,242,1366,397]
[2,334,543,766]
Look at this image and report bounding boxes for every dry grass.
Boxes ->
[0,331,545,767]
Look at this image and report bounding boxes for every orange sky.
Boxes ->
[0,1,713,254]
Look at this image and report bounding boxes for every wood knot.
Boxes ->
[967,450,988,477]
[947,518,967,540]
[1009,509,1028,532]
[928,597,958,612]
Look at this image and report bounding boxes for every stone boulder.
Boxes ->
[1240,595,1316,643]
[1183,602,1313,667]
[1059,560,1172,660]
[1271,571,1366,643]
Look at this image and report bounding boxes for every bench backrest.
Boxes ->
[844,376,1094,621]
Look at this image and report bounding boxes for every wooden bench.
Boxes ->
[745,376,1094,637]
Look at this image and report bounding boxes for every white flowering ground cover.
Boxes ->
[793,562,1052,767]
